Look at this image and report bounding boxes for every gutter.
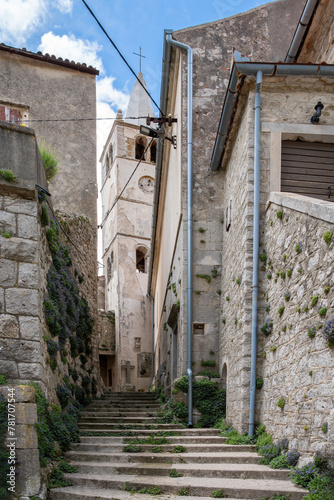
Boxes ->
[210,59,334,436]
[165,33,194,428]
[147,29,173,297]
[147,294,155,387]
[210,60,334,172]
[285,0,319,63]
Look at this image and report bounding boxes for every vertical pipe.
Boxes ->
[166,34,193,427]
[249,70,262,436]
[147,294,154,388]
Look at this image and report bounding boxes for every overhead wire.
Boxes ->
[98,138,154,230]
[81,0,164,116]
[14,116,151,124]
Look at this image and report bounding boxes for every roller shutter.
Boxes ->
[281,141,334,202]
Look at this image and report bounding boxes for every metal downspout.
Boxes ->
[147,294,154,388]
[249,71,262,436]
[166,33,193,427]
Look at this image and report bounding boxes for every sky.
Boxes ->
[0,0,276,160]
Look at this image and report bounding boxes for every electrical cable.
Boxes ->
[81,0,164,116]
[13,116,151,124]
[98,138,154,230]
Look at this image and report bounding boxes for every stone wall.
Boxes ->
[0,385,40,498]
[257,192,334,462]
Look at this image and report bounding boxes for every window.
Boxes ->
[0,103,29,125]
[136,246,148,273]
[135,136,146,160]
[109,144,113,166]
[150,141,157,163]
[107,252,113,282]
[281,140,334,202]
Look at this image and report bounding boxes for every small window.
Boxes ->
[136,246,148,273]
[193,323,205,334]
[109,144,113,166]
[107,252,113,282]
[135,137,146,160]
[150,141,157,163]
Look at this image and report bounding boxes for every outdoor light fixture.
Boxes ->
[311,101,324,123]
[140,125,177,149]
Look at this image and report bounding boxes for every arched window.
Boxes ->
[135,137,146,160]
[109,144,113,166]
[136,246,149,273]
[150,141,157,163]
[107,252,113,282]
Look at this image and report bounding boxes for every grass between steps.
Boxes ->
[216,420,334,499]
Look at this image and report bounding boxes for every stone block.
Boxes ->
[19,316,41,341]
[15,423,38,449]
[0,338,41,364]
[0,259,17,286]
[0,237,38,263]
[4,197,37,216]
[14,385,36,403]
[16,402,37,425]
[0,314,19,338]
[18,262,39,289]
[17,214,38,240]
[0,210,16,234]
[5,288,39,315]
[0,360,18,379]
[18,362,43,380]
[16,448,41,497]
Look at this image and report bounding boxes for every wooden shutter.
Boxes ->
[281,141,334,202]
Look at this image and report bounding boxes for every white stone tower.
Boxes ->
[99,73,156,391]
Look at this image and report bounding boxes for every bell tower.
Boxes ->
[99,73,156,391]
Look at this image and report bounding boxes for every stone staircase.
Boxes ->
[49,392,307,500]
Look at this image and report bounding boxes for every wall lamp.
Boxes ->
[311,101,324,123]
[140,125,177,149]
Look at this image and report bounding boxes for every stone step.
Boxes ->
[85,404,161,409]
[65,451,261,464]
[49,486,252,500]
[78,423,184,430]
[69,443,256,453]
[68,460,290,480]
[77,435,227,444]
[58,473,307,499]
[80,411,163,417]
[79,417,162,424]
[79,428,221,437]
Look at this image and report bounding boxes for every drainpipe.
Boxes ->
[285,0,318,63]
[166,33,193,427]
[248,71,262,436]
[147,294,154,389]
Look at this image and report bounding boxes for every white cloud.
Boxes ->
[97,76,129,111]
[0,0,47,46]
[53,0,72,14]
[38,32,104,71]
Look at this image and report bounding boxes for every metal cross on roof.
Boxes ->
[133,46,146,73]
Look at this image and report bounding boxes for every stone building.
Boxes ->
[148,0,334,461]
[99,73,156,391]
[0,46,101,497]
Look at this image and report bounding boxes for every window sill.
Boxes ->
[266,191,334,224]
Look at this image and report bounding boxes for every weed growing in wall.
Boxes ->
[0,169,16,183]
[39,143,59,183]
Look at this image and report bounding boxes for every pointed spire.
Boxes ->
[124,72,155,127]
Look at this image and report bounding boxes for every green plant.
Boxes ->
[195,290,201,295]
[39,143,59,182]
[236,278,241,285]
[307,327,316,339]
[321,423,328,433]
[278,306,285,316]
[152,446,163,453]
[201,360,216,367]
[260,253,267,262]
[138,486,163,495]
[287,269,292,278]
[211,268,218,278]
[0,168,16,182]
[225,296,229,301]
[269,455,289,469]
[177,487,190,496]
[198,227,205,233]
[319,307,327,317]
[298,267,302,273]
[267,272,272,279]
[256,378,264,389]
[322,316,334,347]
[324,286,330,295]
[49,467,72,488]
[212,489,226,498]
[196,273,211,283]
[280,270,286,280]
[123,444,142,452]
[171,445,187,453]
[222,318,226,324]
[261,321,273,336]
[1,229,13,239]
[270,346,277,352]
[285,292,291,302]
[311,295,319,307]
[57,460,78,473]
[170,468,183,477]
[277,397,285,409]
[217,289,222,295]
[309,371,313,376]
[323,231,333,245]
[0,375,7,385]
[277,211,283,219]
